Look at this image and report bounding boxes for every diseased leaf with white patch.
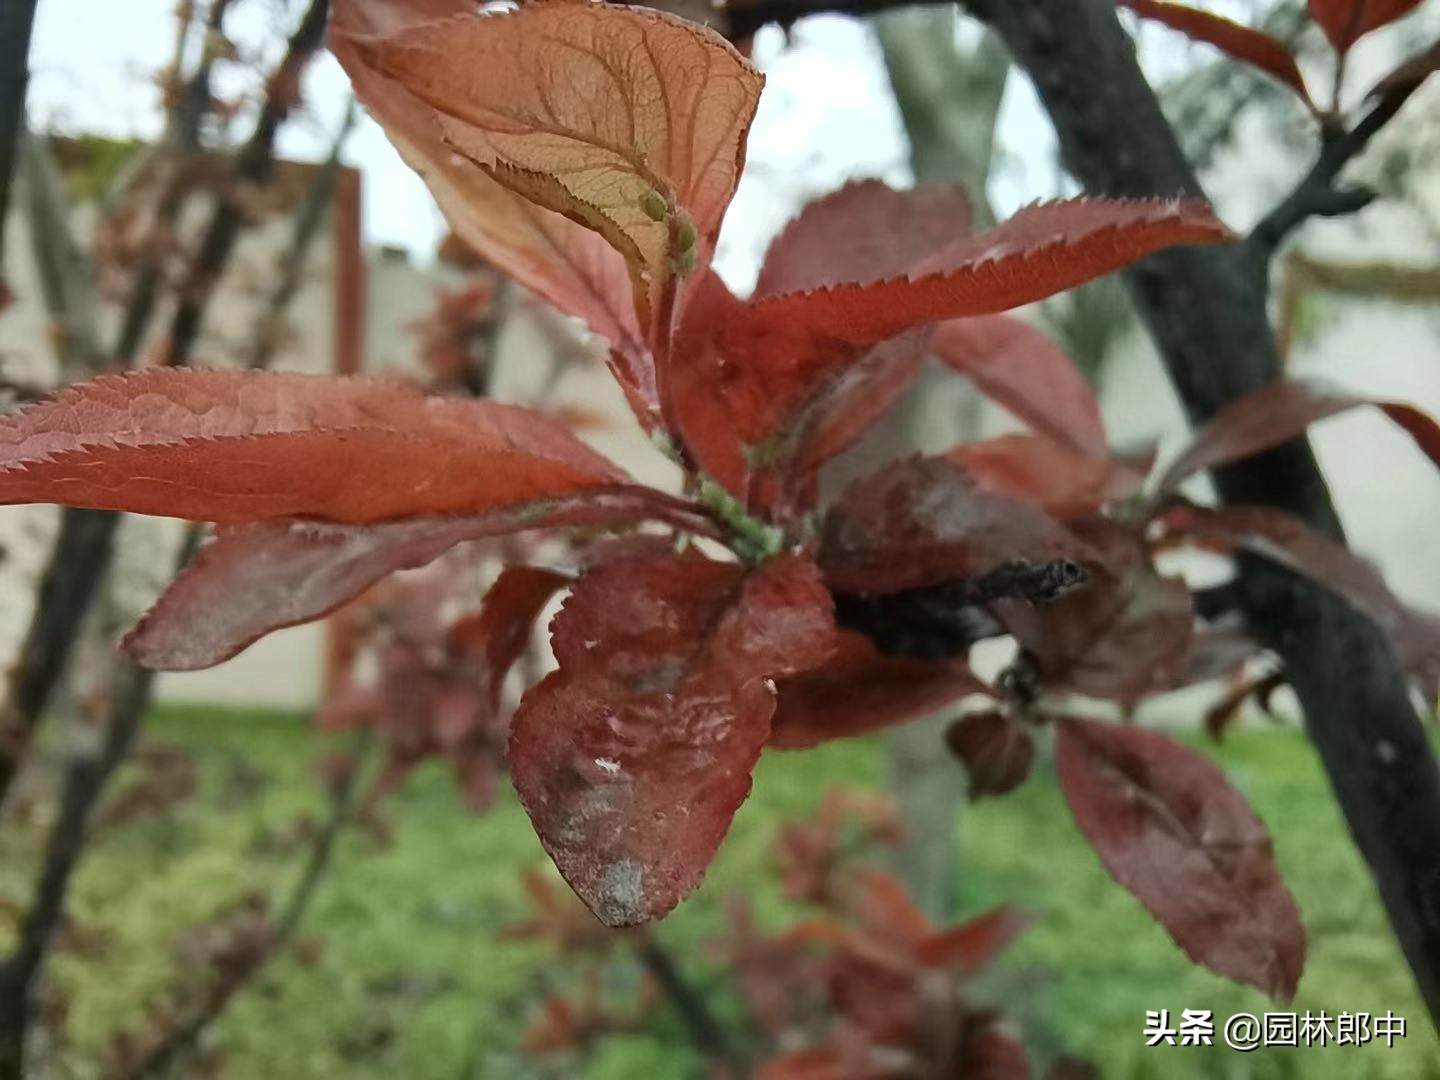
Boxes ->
[1056,715,1306,1000]
[509,553,835,925]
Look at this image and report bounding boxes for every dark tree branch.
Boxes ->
[0,0,39,278]
[0,0,332,808]
[165,0,331,365]
[635,937,745,1073]
[114,0,240,363]
[244,98,355,370]
[726,0,944,37]
[1245,74,1431,267]
[963,0,1440,1024]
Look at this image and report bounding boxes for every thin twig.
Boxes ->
[1244,75,1431,267]
[244,98,356,370]
[0,528,202,1079]
[165,0,332,366]
[635,937,746,1073]
[119,732,374,1080]
[114,0,241,363]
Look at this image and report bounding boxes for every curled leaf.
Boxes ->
[945,710,1036,799]
[1055,715,1306,999]
[332,0,654,417]
[1119,0,1313,105]
[1154,377,1440,500]
[347,0,762,321]
[819,456,1093,595]
[124,494,682,670]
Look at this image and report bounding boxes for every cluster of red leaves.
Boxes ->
[2,0,1438,1006]
[319,550,569,815]
[755,795,1037,1079]
[408,277,497,390]
[1118,0,1436,113]
[509,791,1055,1079]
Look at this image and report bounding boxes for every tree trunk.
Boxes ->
[965,0,1440,1023]
[873,8,1008,920]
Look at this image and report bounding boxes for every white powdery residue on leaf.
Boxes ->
[594,859,646,926]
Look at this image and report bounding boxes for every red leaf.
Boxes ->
[1055,715,1306,999]
[944,710,1036,799]
[1308,0,1424,54]
[1119,0,1314,105]
[1160,503,1440,696]
[946,434,1139,520]
[676,198,1226,487]
[994,517,1194,703]
[819,456,1094,595]
[930,315,1109,459]
[769,630,985,749]
[448,565,572,710]
[124,493,676,670]
[509,553,835,925]
[342,0,762,325]
[753,179,973,299]
[918,906,1032,974]
[0,370,635,524]
[331,1,655,419]
[1155,378,1440,499]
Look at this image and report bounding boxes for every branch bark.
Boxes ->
[0,0,332,807]
[0,0,39,278]
[963,0,1440,1023]
[870,6,1009,922]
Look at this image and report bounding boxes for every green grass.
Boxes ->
[1,706,1434,1078]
